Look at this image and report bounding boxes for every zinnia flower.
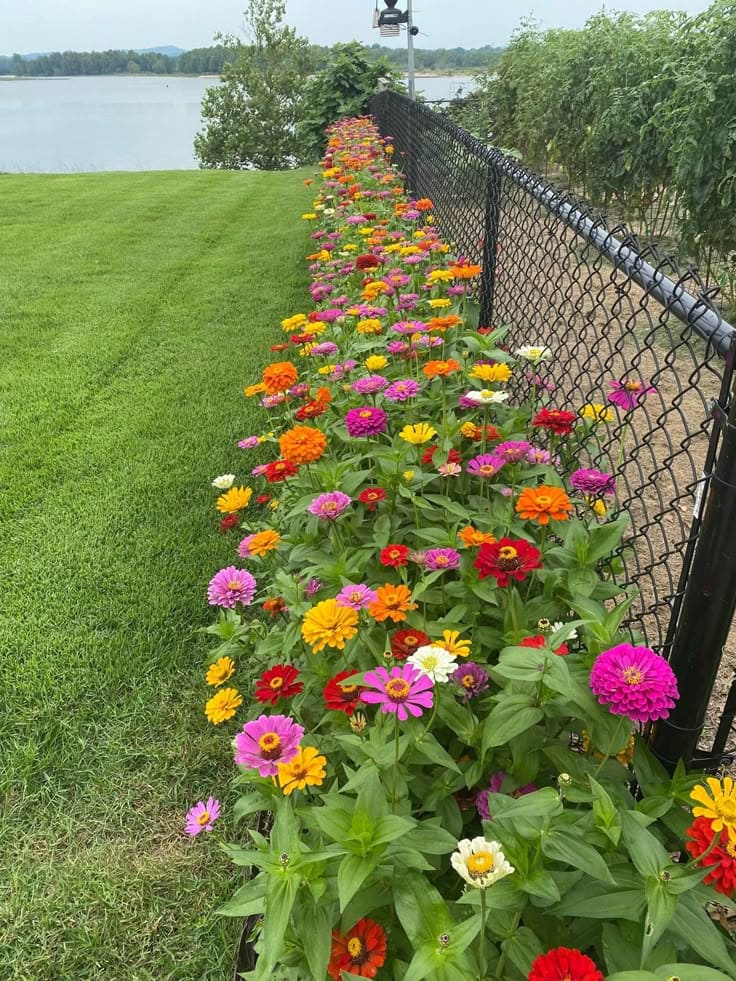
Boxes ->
[424,547,461,571]
[263,459,299,483]
[358,486,386,511]
[279,425,327,464]
[532,408,576,434]
[328,917,387,980]
[216,485,253,514]
[463,389,509,405]
[352,374,388,394]
[390,628,430,660]
[608,377,656,411]
[475,538,542,587]
[570,468,616,497]
[207,567,257,608]
[205,687,242,725]
[515,345,551,363]
[277,745,327,795]
[345,406,388,437]
[685,816,736,896]
[458,526,496,548]
[451,837,514,889]
[384,378,420,402]
[254,664,303,705]
[184,797,220,836]
[494,440,532,463]
[436,629,472,657]
[399,422,437,445]
[528,947,604,981]
[469,362,512,383]
[691,777,736,839]
[211,473,235,490]
[233,714,304,776]
[336,583,378,609]
[308,491,352,521]
[302,598,359,652]
[361,663,434,720]
[324,669,363,715]
[206,656,236,687]
[262,360,298,394]
[580,402,614,423]
[218,513,240,533]
[380,544,411,568]
[589,643,679,723]
[466,454,504,478]
[407,644,458,682]
[238,529,281,558]
[452,662,489,700]
[368,583,417,622]
[515,485,573,525]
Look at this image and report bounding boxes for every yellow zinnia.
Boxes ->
[426,269,455,284]
[206,656,236,687]
[356,318,383,335]
[580,402,614,423]
[364,355,388,371]
[469,362,512,383]
[244,530,280,557]
[302,599,359,653]
[277,745,327,795]
[399,422,437,445]
[436,630,472,658]
[205,687,242,724]
[429,298,452,308]
[216,486,253,514]
[691,777,736,838]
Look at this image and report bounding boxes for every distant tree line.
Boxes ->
[0,46,233,76]
[0,42,503,78]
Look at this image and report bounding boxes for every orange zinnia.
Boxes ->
[279,425,327,465]
[423,358,462,379]
[368,584,417,623]
[414,197,434,211]
[458,526,497,548]
[449,263,482,280]
[515,485,573,525]
[428,314,463,331]
[262,360,298,394]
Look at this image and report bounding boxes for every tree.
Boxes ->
[194,0,313,170]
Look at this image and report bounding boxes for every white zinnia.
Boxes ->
[515,345,552,363]
[212,474,236,490]
[551,621,578,640]
[464,389,510,405]
[407,645,458,683]
[451,837,514,889]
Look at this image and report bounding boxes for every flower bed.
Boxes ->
[189,117,736,980]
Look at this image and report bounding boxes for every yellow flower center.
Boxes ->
[227,579,242,591]
[405,635,418,645]
[359,410,373,418]
[385,678,411,701]
[624,380,641,391]
[197,811,210,826]
[258,732,282,758]
[479,465,495,475]
[536,495,552,507]
[726,837,736,858]
[421,654,439,670]
[623,667,643,686]
[347,937,364,959]
[467,851,494,876]
[498,546,518,560]
[342,683,358,694]
[461,674,475,689]
[269,677,284,690]
[716,799,736,822]
[434,556,449,566]
[290,763,308,780]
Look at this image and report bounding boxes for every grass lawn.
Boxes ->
[0,169,313,979]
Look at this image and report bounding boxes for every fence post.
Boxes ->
[650,382,736,770]
[478,158,502,328]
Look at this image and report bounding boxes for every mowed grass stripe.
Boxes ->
[0,170,313,979]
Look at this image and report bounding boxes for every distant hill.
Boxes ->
[135,46,185,57]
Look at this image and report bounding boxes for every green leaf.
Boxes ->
[669,892,736,977]
[500,926,544,976]
[482,694,544,752]
[643,877,678,964]
[411,732,462,772]
[589,775,622,845]
[261,873,300,972]
[372,813,416,848]
[621,810,669,877]
[586,513,629,563]
[542,827,616,883]
[484,787,563,823]
[233,792,272,821]
[337,852,379,912]
[654,967,735,980]
[216,875,267,917]
[403,945,443,981]
[553,887,646,921]
[299,901,333,980]
[394,873,452,944]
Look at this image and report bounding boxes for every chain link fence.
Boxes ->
[369,90,736,769]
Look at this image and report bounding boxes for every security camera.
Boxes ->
[409,25,419,35]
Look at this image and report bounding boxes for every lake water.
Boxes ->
[0,73,477,173]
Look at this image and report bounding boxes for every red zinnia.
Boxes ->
[685,817,736,897]
[474,537,542,587]
[256,493,272,505]
[532,408,577,435]
[358,486,386,512]
[328,917,387,979]
[295,400,328,421]
[519,635,569,656]
[356,254,380,270]
[447,448,462,465]
[324,669,363,716]
[421,444,439,464]
[263,459,299,483]
[269,343,290,352]
[528,947,604,981]
[390,628,430,660]
[254,664,303,705]
[380,544,411,568]
[262,596,287,617]
[218,513,240,533]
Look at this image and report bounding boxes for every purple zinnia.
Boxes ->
[494,440,532,464]
[570,467,616,496]
[184,797,221,836]
[336,583,378,610]
[452,662,489,701]
[308,491,351,521]
[526,447,552,465]
[475,772,536,821]
[207,566,256,608]
[345,406,388,437]
[352,375,389,395]
[305,577,322,597]
[589,643,679,723]
[384,378,420,402]
[386,340,410,354]
[608,377,656,411]
[424,547,461,571]
[234,714,304,776]
[310,342,339,357]
[238,435,260,449]
[466,454,504,478]
[360,664,434,721]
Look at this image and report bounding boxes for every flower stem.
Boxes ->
[478,888,488,980]
[686,826,723,867]
[391,714,401,814]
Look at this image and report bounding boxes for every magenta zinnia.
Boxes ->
[308,491,352,521]
[344,405,388,437]
[207,566,257,608]
[185,797,220,836]
[360,664,434,721]
[589,643,679,722]
[608,377,656,411]
[570,467,616,496]
[424,547,461,571]
[233,714,304,776]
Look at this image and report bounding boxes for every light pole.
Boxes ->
[406,0,415,100]
[374,0,418,100]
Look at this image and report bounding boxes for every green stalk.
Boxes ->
[478,888,488,980]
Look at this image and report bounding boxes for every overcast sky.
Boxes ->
[1,0,715,54]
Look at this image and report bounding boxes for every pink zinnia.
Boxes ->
[424,547,461,571]
[494,440,532,463]
[360,664,434,721]
[207,566,256,608]
[308,491,351,521]
[589,643,679,723]
[234,714,304,776]
[352,375,389,395]
[608,378,656,411]
[466,454,504,478]
[570,467,616,496]
[336,583,378,610]
[238,436,260,449]
[345,406,388,437]
[384,378,420,401]
[185,797,220,836]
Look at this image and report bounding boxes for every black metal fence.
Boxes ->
[369,90,736,771]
